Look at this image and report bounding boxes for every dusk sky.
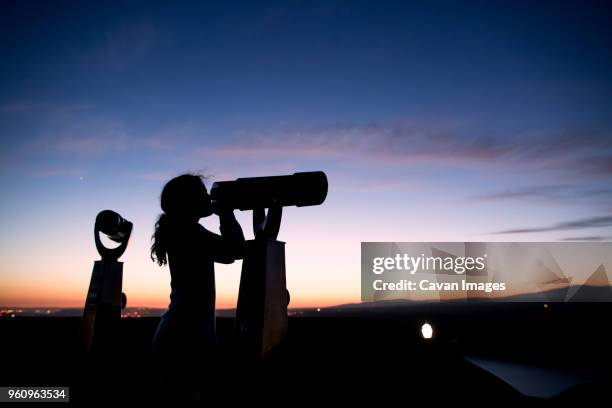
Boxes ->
[1,0,612,308]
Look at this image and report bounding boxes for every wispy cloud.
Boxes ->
[195,121,612,238]
[26,115,195,157]
[577,155,612,176]
[140,124,198,152]
[561,236,611,241]
[49,119,130,154]
[471,185,572,201]
[494,215,612,234]
[471,185,612,208]
[197,122,612,177]
[29,168,79,178]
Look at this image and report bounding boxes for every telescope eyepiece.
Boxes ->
[96,210,133,243]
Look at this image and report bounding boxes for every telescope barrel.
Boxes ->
[211,171,328,211]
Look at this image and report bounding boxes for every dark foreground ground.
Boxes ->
[1,302,611,405]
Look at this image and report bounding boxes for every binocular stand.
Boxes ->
[80,210,132,353]
[235,206,290,357]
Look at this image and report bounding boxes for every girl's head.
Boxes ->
[151,174,211,266]
[160,174,212,219]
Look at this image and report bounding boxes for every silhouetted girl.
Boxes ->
[150,174,245,397]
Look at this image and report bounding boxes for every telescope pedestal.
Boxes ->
[235,239,288,357]
[80,260,124,352]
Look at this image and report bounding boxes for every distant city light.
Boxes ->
[316,308,321,312]
[421,322,434,339]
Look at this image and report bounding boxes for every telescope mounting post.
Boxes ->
[81,210,132,353]
[235,204,290,357]
[253,205,282,240]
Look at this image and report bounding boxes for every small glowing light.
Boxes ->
[421,322,433,339]
[316,308,321,312]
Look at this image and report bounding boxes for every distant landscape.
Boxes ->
[3,284,611,320]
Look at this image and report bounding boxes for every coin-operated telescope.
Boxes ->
[211,171,328,357]
[80,210,132,352]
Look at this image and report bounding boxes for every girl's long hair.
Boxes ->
[151,173,206,266]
